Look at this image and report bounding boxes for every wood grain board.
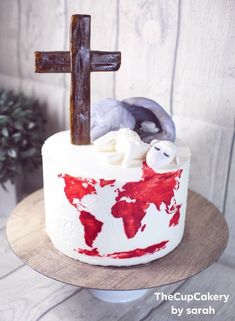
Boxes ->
[116,0,179,110]
[0,230,23,278]
[0,0,19,77]
[173,116,234,212]
[19,0,66,86]
[0,265,79,321]
[171,0,235,212]
[6,189,228,290]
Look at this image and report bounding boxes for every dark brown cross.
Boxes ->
[35,14,121,145]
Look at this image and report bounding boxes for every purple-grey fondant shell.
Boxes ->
[122,97,176,143]
[91,97,176,143]
[91,98,135,141]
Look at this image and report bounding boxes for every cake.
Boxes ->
[42,97,191,266]
[36,14,190,267]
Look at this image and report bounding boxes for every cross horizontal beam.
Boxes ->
[35,14,121,145]
[35,50,121,73]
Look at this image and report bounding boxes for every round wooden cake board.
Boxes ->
[6,189,228,303]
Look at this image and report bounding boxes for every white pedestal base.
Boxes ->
[88,289,149,303]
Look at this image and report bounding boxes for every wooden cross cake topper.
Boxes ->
[35,14,121,145]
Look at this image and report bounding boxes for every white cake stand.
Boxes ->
[6,189,228,303]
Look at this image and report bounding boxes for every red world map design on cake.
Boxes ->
[59,162,182,259]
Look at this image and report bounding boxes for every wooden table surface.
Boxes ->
[6,189,228,290]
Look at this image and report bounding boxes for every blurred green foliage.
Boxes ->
[0,89,45,187]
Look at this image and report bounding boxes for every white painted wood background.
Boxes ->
[0,0,234,320]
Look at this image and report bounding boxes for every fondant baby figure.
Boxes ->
[94,128,149,167]
[94,128,177,170]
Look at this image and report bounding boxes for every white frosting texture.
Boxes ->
[42,130,191,266]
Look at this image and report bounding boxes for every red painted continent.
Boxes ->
[59,174,109,247]
[111,163,182,238]
[79,211,103,247]
[76,240,169,259]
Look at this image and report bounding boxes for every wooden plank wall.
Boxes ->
[0,1,235,320]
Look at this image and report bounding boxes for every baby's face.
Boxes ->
[146,140,176,170]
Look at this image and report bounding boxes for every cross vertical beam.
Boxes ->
[70,15,90,145]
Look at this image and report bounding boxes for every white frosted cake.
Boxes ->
[42,98,190,266]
